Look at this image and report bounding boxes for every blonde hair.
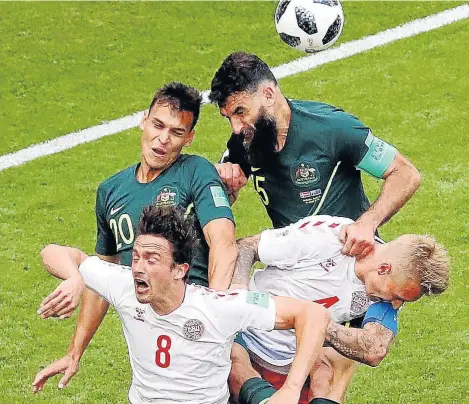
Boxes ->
[397,235,450,296]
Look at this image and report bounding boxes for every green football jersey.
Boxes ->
[224,100,397,228]
[95,154,234,286]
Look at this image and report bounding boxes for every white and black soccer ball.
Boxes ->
[274,0,344,53]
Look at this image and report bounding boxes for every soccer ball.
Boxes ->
[274,0,344,53]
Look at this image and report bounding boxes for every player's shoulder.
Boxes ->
[83,256,132,274]
[179,154,216,171]
[186,284,247,308]
[290,99,365,130]
[97,164,138,194]
[292,215,353,245]
[178,154,220,183]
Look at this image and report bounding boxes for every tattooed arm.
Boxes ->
[326,321,395,367]
[230,234,261,289]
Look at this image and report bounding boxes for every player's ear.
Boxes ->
[377,263,392,276]
[262,84,276,108]
[140,110,149,131]
[184,130,195,147]
[174,263,190,280]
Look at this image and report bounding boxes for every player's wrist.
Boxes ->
[356,214,380,231]
[65,350,82,363]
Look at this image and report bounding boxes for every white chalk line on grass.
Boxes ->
[1,4,468,172]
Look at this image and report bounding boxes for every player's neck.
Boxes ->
[355,244,387,282]
[274,95,291,152]
[150,283,186,316]
[137,159,172,183]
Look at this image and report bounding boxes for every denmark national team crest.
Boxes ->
[350,291,370,317]
[155,186,179,207]
[183,319,205,341]
[291,162,320,186]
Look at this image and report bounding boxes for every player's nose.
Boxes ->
[391,299,404,309]
[230,118,244,135]
[158,129,170,144]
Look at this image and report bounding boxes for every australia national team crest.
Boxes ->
[291,162,320,187]
[350,291,370,317]
[155,186,179,207]
[183,319,205,341]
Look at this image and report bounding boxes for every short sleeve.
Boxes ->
[222,289,276,334]
[79,256,131,307]
[94,184,117,256]
[257,225,310,268]
[332,111,397,178]
[258,216,353,268]
[332,109,372,166]
[190,157,235,229]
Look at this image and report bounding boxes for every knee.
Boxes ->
[309,360,334,398]
[229,344,259,401]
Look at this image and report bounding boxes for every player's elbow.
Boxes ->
[366,346,388,367]
[40,244,58,266]
[305,302,330,333]
[409,165,421,191]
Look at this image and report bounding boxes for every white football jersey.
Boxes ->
[79,257,276,404]
[242,215,370,367]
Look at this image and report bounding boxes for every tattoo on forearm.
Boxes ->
[231,235,260,287]
[326,321,395,365]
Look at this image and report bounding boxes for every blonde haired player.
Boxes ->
[33,206,329,404]
[229,215,449,404]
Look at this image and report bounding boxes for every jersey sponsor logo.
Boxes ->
[210,185,230,208]
[319,258,337,272]
[299,188,322,204]
[350,291,370,317]
[246,291,270,309]
[183,319,205,341]
[291,162,320,187]
[134,307,145,322]
[110,205,125,216]
[155,186,179,207]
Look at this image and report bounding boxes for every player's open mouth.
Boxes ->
[152,148,166,157]
[135,279,150,293]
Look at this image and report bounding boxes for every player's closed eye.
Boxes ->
[171,130,185,137]
[234,107,244,116]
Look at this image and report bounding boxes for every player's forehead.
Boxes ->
[149,102,193,132]
[220,91,257,117]
[133,234,173,255]
[393,278,421,302]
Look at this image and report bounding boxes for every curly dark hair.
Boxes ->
[149,82,202,130]
[209,52,277,108]
[137,205,198,266]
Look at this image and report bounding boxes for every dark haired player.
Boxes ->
[34,82,237,390]
[210,52,421,403]
[34,206,329,404]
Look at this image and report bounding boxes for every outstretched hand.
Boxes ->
[32,354,80,393]
[38,276,85,319]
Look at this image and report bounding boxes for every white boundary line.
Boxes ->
[1,4,468,172]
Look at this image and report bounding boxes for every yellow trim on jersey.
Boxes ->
[184,203,194,218]
[310,161,341,216]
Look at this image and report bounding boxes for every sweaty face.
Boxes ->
[220,92,278,168]
[131,235,177,304]
[140,103,194,174]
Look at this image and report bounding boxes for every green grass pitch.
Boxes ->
[0,2,468,403]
